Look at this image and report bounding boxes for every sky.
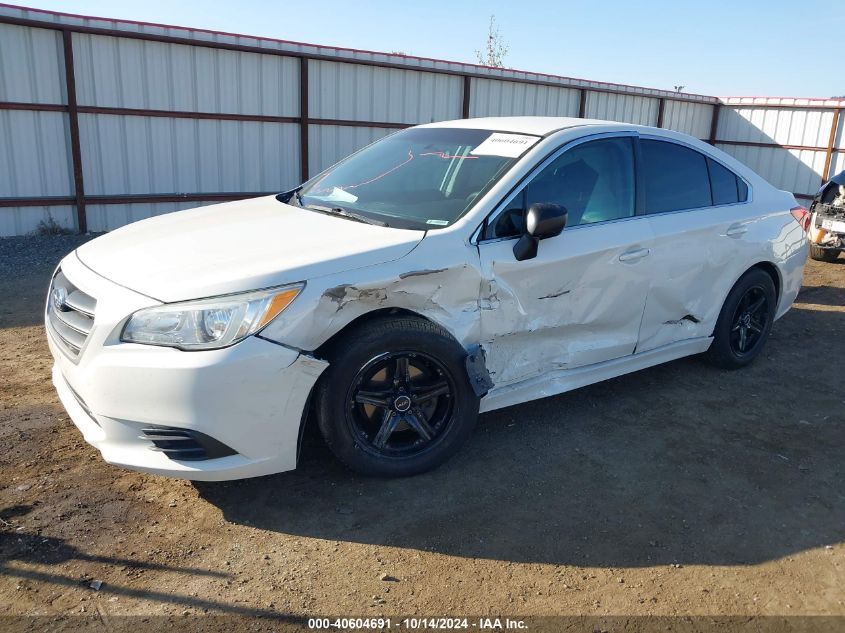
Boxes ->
[10,0,844,98]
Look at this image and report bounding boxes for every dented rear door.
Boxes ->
[635,138,756,353]
[637,204,757,352]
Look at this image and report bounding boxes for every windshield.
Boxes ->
[297,128,539,230]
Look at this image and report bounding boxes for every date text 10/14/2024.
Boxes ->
[307,617,528,630]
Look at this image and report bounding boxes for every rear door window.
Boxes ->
[641,139,712,213]
[737,178,748,202]
[707,157,747,205]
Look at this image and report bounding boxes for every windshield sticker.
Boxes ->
[426,219,449,226]
[470,133,540,158]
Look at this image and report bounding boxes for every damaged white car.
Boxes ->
[46,117,809,480]
[808,170,845,262]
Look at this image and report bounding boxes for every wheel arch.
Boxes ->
[300,310,437,460]
[307,306,483,476]
[709,261,782,339]
[748,261,782,303]
[313,307,454,360]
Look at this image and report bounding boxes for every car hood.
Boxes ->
[75,195,424,302]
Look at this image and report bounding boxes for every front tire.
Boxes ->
[809,244,840,262]
[705,268,777,369]
[315,316,479,477]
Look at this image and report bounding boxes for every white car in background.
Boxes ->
[45,117,809,481]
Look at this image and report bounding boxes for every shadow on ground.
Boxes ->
[796,284,845,306]
[196,304,845,568]
[0,518,287,618]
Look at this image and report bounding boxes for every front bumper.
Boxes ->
[47,253,327,481]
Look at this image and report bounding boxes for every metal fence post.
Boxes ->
[61,29,87,234]
[707,102,721,145]
[299,57,310,183]
[822,108,841,184]
[461,76,471,119]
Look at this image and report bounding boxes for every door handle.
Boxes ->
[726,223,748,237]
[618,248,650,263]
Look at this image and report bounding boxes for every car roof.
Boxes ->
[419,116,628,137]
[417,116,772,192]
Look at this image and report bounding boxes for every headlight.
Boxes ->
[121,285,302,350]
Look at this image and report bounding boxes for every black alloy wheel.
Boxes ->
[729,285,769,356]
[315,316,480,477]
[346,351,456,458]
[705,268,776,369]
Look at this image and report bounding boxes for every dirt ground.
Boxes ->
[1,235,843,629]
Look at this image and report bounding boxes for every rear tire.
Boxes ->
[705,268,776,369]
[315,316,479,477]
[809,244,840,262]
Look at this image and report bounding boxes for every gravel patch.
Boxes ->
[0,234,97,280]
[0,234,99,328]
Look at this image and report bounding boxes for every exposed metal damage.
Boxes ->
[464,344,494,396]
[538,288,572,299]
[262,254,486,362]
[398,268,449,279]
[663,314,701,325]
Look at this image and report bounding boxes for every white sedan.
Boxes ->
[45,117,809,480]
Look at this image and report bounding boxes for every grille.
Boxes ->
[46,269,96,360]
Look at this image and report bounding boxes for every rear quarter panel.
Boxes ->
[637,188,806,353]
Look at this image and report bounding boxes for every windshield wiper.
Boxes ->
[305,204,388,227]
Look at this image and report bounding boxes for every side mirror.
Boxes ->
[513,203,568,261]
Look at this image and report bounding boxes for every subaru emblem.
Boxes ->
[52,286,67,312]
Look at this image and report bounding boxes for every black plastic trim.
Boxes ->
[141,426,237,461]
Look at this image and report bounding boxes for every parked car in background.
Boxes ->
[808,170,845,262]
[45,117,809,481]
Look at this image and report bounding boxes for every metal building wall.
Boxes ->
[716,97,844,200]
[0,22,76,235]
[1,4,843,236]
[584,92,659,126]
[308,60,462,124]
[79,115,300,232]
[716,142,828,197]
[306,59,461,175]
[468,78,580,118]
[827,110,845,176]
[0,22,65,103]
[308,125,394,179]
[662,100,713,139]
[69,31,303,232]
[72,34,301,115]
[0,4,725,236]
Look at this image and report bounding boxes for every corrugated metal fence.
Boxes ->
[1,4,843,236]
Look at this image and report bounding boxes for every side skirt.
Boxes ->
[479,337,713,413]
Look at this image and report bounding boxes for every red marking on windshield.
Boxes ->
[341,149,415,190]
[420,151,478,160]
